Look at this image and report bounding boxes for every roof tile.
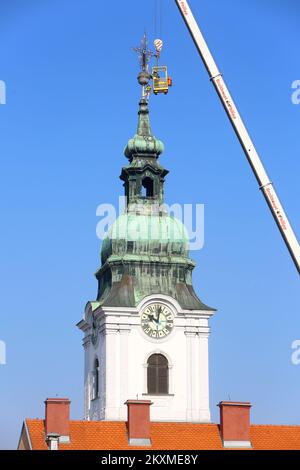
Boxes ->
[25,419,300,450]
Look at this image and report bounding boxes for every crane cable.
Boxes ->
[154,0,163,40]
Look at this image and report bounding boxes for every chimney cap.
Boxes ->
[45,398,71,403]
[218,401,252,407]
[125,399,153,406]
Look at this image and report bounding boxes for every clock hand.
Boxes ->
[148,314,157,325]
[156,306,162,324]
[150,309,159,324]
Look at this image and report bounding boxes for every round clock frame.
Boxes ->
[140,302,174,339]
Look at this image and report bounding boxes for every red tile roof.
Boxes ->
[24,419,300,450]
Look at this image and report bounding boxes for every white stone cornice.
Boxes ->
[93,309,104,320]
[198,331,210,339]
[184,327,210,338]
[77,319,90,332]
[104,324,131,335]
[119,327,131,335]
[83,335,92,348]
[104,329,119,335]
[180,309,216,319]
[184,331,198,337]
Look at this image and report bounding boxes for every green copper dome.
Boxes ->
[101,213,189,265]
[124,99,164,159]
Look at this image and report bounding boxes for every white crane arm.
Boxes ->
[175,0,300,274]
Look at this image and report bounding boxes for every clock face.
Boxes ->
[141,303,174,339]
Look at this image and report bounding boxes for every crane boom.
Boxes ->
[175,0,300,274]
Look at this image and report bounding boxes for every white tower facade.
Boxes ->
[78,294,214,423]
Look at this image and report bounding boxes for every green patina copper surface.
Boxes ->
[93,99,215,311]
[124,99,164,159]
[101,213,189,264]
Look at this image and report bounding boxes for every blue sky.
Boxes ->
[0,0,299,449]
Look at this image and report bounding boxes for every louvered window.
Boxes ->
[147,354,168,395]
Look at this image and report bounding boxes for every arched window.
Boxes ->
[141,177,154,198]
[92,358,99,400]
[147,354,168,395]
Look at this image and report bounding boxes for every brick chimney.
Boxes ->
[218,401,252,448]
[125,399,152,446]
[44,398,71,446]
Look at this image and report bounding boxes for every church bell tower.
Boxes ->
[77,39,215,423]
